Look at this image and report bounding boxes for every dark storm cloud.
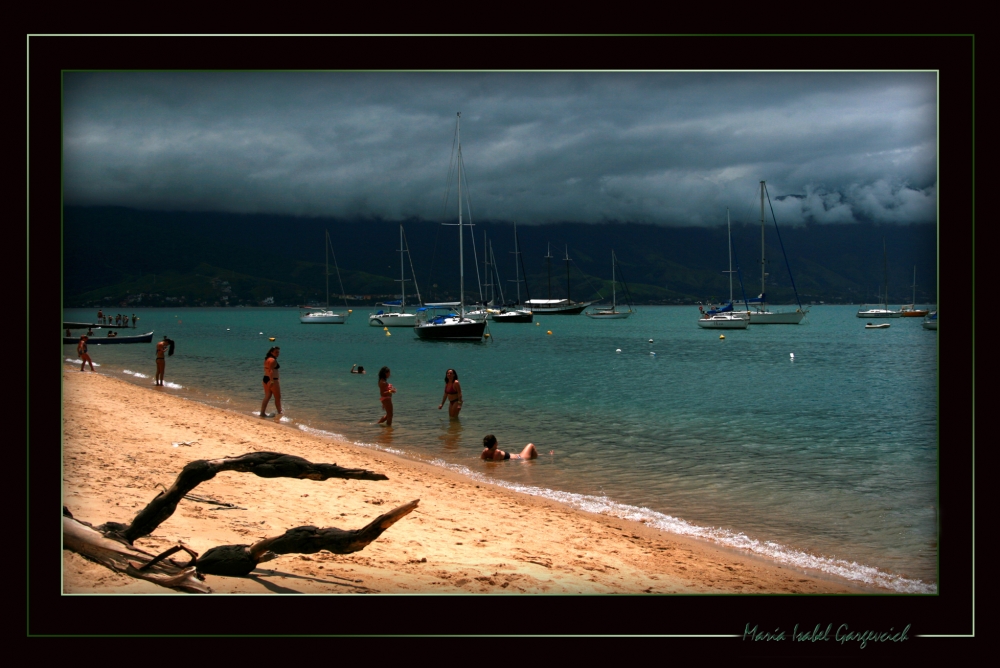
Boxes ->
[63,71,937,225]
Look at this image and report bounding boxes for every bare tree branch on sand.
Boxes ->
[63,451,419,593]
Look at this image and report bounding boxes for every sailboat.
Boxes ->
[369,225,421,327]
[299,230,351,324]
[698,209,749,329]
[586,250,635,319]
[922,311,937,330]
[900,266,929,317]
[414,113,487,341]
[856,237,901,318]
[524,244,598,315]
[745,181,807,324]
[492,223,533,322]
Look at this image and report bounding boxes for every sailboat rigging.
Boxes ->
[856,237,901,318]
[745,181,807,324]
[369,225,421,327]
[414,113,487,341]
[299,230,351,324]
[586,250,635,319]
[697,209,749,329]
[493,222,534,322]
[900,266,929,317]
[524,244,598,315]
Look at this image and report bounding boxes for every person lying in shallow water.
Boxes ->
[481,434,538,461]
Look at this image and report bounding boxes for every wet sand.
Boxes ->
[62,370,878,595]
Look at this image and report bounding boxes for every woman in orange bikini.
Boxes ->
[77,335,94,372]
[260,347,282,417]
[377,366,396,426]
[481,434,537,461]
[438,368,463,418]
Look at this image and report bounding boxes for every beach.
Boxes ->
[62,370,877,595]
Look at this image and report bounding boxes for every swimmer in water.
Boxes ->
[438,368,463,418]
[481,434,537,461]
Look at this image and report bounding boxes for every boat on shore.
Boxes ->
[63,331,154,344]
[300,230,351,324]
[857,237,901,318]
[414,113,486,342]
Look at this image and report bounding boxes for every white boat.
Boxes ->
[491,223,534,323]
[300,230,351,324]
[922,311,937,330]
[369,225,420,327]
[698,209,749,330]
[414,113,486,341]
[745,181,807,325]
[865,322,891,329]
[524,243,598,315]
[587,250,635,319]
[857,237,901,318]
[900,266,930,317]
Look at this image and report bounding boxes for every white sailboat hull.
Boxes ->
[586,309,633,319]
[300,311,348,324]
[856,308,901,318]
[697,314,749,329]
[368,312,417,327]
[749,309,806,324]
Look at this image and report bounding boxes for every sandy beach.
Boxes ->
[61,370,877,595]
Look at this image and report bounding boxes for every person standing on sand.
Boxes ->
[377,366,395,426]
[77,335,94,372]
[481,434,537,461]
[438,368,463,418]
[260,347,282,417]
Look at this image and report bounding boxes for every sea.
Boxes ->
[62,305,938,593]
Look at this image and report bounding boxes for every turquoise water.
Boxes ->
[62,305,938,592]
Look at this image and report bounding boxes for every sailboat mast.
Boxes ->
[545,243,553,299]
[883,237,888,309]
[565,245,571,303]
[325,230,330,308]
[727,208,733,304]
[611,251,617,308]
[514,223,521,304]
[457,113,465,316]
[912,265,917,305]
[399,225,405,307]
[760,181,766,305]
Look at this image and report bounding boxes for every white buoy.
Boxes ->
[226,328,230,331]
[648,339,654,343]
[650,351,656,356]
[790,353,795,360]
[259,332,263,335]
[616,348,622,353]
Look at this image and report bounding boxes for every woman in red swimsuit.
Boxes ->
[77,335,94,372]
[481,434,537,461]
[260,347,282,417]
[377,366,395,426]
[438,368,463,418]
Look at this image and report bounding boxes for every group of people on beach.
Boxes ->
[74,333,173,387]
[264,351,537,461]
[96,310,137,328]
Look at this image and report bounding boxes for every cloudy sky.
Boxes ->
[63,71,937,226]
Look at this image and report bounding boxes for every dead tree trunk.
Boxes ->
[63,452,417,593]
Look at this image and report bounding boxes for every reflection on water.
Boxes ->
[438,419,464,451]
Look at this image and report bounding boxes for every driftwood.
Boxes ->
[63,452,418,593]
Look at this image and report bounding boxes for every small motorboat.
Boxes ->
[865,322,891,329]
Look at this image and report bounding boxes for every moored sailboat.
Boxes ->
[586,250,635,319]
[300,230,351,324]
[900,266,929,317]
[698,209,749,329]
[524,244,598,315]
[746,181,806,324]
[414,113,486,341]
[369,225,420,327]
[857,237,901,318]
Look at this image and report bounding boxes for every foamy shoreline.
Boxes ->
[62,369,881,594]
